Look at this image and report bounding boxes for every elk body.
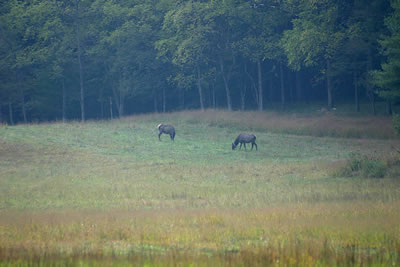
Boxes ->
[232,133,257,151]
[157,124,175,141]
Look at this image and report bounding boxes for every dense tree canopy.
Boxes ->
[0,0,395,123]
[374,0,400,103]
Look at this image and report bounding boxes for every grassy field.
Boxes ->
[0,110,400,266]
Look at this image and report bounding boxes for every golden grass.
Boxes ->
[175,110,397,139]
[0,202,399,265]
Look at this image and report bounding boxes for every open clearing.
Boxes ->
[0,110,399,266]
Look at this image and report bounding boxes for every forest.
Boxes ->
[0,0,399,123]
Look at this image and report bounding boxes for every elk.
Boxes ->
[157,124,175,141]
[232,133,257,151]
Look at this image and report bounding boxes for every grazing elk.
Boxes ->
[232,133,257,151]
[157,124,175,141]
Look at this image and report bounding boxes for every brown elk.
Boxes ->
[157,124,175,141]
[232,133,257,151]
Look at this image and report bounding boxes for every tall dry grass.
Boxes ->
[0,203,399,265]
[172,110,397,139]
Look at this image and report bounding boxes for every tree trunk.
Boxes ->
[8,102,14,125]
[21,89,27,123]
[387,100,392,115]
[296,71,302,102]
[257,59,263,111]
[112,74,125,118]
[100,100,104,119]
[181,89,185,110]
[62,78,67,122]
[326,59,332,109]
[211,84,216,109]
[111,86,119,117]
[240,71,247,111]
[109,97,113,120]
[75,0,85,122]
[240,85,246,111]
[118,92,124,117]
[98,82,104,119]
[289,71,294,103]
[17,71,27,123]
[196,65,204,111]
[371,95,376,115]
[219,57,232,111]
[269,74,274,103]
[280,61,285,109]
[162,87,166,113]
[354,72,360,112]
[154,91,158,113]
[244,63,258,107]
[112,84,125,117]
[367,47,376,115]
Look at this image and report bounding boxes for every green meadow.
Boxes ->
[0,110,400,266]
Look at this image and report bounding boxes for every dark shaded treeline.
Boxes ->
[0,0,398,124]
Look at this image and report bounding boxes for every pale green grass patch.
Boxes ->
[0,110,399,265]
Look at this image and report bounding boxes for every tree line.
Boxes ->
[0,0,399,124]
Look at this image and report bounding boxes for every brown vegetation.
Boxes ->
[179,110,397,139]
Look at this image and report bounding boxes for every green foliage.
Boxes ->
[361,160,386,178]
[282,0,347,70]
[0,0,395,122]
[338,152,387,178]
[393,113,400,135]
[374,0,400,102]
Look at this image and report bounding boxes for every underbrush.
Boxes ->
[1,243,399,267]
[333,152,400,179]
[0,205,399,266]
[169,110,397,139]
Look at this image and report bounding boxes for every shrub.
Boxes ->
[393,114,400,135]
[361,160,386,178]
[338,153,387,179]
[348,153,363,172]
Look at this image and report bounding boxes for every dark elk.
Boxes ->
[232,133,257,151]
[157,124,175,141]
